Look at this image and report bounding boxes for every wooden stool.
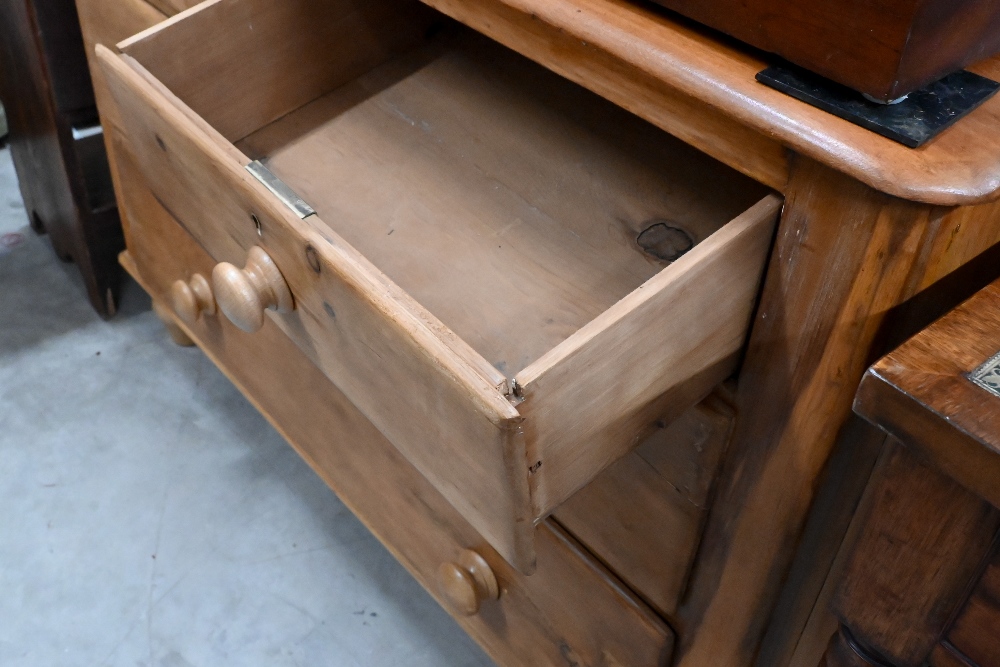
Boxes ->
[823,278,1000,667]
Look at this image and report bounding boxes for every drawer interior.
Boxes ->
[124,1,767,379]
[107,0,779,571]
[233,31,768,376]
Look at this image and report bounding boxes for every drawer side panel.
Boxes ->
[118,0,437,142]
[517,195,780,517]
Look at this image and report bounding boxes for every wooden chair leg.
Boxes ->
[152,299,195,347]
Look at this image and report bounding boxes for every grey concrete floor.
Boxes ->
[0,146,495,667]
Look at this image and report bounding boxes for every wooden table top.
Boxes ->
[855,278,1000,507]
[461,0,1000,205]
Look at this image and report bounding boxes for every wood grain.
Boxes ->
[855,279,1000,510]
[100,4,776,571]
[829,440,1000,666]
[554,393,735,618]
[117,169,675,666]
[119,0,437,142]
[170,272,215,325]
[141,0,201,18]
[73,0,166,251]
[762,417,888,667]
[947,552,1000,667]
[673,157,1000,667]
[646,0,1000,102]
[242,31,769,376]
[0,0,123,315]
[931,644,978,667]
[518,196,778,515]
[422,0,1000,205]
[99,48,537,571]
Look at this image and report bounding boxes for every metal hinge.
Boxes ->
[246,160,315,219]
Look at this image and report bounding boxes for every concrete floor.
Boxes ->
[0,146,494,666]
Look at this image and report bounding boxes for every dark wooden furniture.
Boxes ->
[647,0,1000,102]
[0,0,121,316]
[822,277,1000,667]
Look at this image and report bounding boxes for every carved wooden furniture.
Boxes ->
[78,0,1000,664]
[822,277,1000,667]
[0,0,121,316]
[645,0,1000,102]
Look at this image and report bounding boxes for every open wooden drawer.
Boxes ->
[96,0,780,573]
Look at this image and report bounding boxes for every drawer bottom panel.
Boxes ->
[117,164,674,667]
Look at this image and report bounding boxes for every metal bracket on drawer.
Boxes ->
[246,160,316,219]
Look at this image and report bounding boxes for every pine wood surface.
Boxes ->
[101,45,536,571]
[117,167,675,666]
[141,0,199,17]
[239,31,768,376]
[82,0,1000,664]
[73,0,166,294]
[98,0,776,572]
[119,0,437,144]
[553,393,735,619]
[776,196,1000,667]
[421,0,1000,206]
[764,417,888,667]
[517,197,777,515]
[673,158,1000,667]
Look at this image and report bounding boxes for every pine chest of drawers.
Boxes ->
[80,0,1000,664]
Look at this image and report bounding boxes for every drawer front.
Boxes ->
[97,0,779,572]
[99,43,535,572]
[118,167,675,667]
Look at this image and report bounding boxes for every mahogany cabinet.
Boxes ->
[822,277,1000,667]
[78,0,1000,664]
[646,0,1000,102]
[0,0,121,315]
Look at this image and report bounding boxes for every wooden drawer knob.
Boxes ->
[212,246,293,333]
[170,273,215,325]
[438,549,499,616]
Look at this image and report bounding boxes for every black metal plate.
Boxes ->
[757,65,1000,148]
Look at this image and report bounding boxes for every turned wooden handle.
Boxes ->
[212,246,293,333]
[438,549,499,616]
[170,273,216,325]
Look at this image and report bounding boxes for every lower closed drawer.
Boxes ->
[119,166,675,667]
[555,391,735,619]
[99,0,779,571]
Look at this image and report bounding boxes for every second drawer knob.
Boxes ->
[212,246,293,333]
[438,549,499,617]
[171,273,216,325]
